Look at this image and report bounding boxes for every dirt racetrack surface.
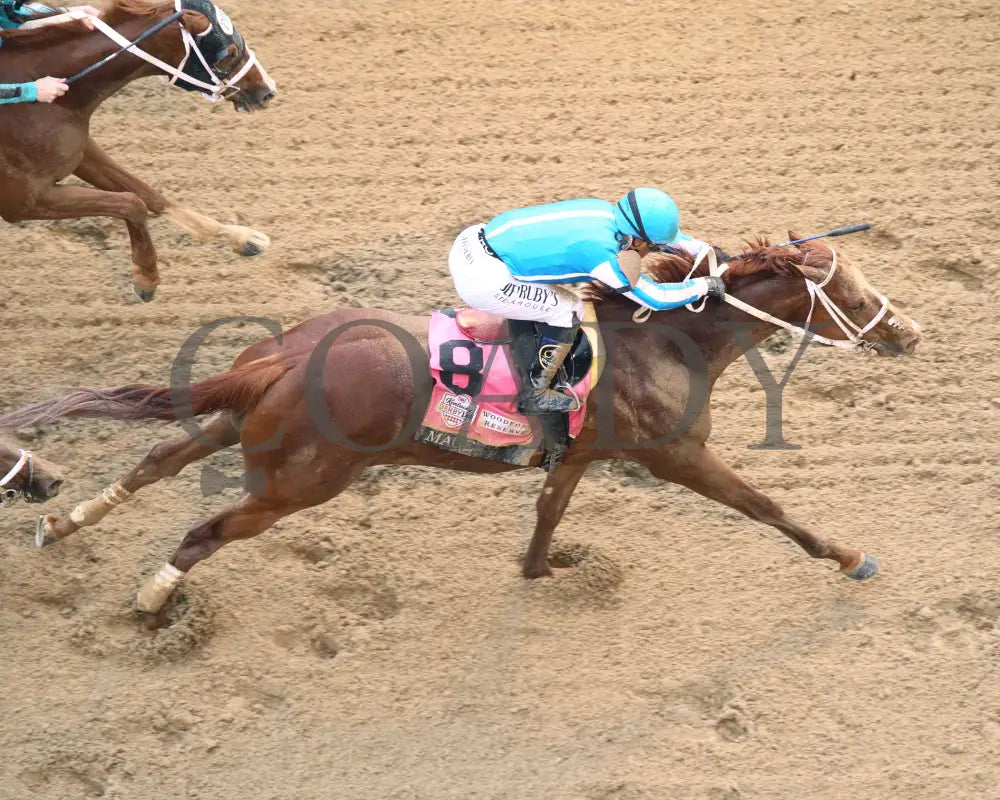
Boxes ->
[2,1,999,798]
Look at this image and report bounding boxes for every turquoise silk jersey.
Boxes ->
[481,198,707,312]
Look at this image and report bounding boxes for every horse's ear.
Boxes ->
[181,9,212,36]
[787,230,803,247]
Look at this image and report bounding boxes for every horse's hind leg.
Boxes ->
[523,462,589,578]
[642,443,878,580]
[137,495,286,615]
[37,413,239,547]
[76,137,270,258]
[136,465,363,615]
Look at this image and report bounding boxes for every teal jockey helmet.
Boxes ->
[613,187,681,246]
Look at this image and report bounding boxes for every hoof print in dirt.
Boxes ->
[133,588,216,661]
[322,578,401,622]
[714,703,754,742]
[523,541,624,604]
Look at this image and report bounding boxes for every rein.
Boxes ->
[0,448,33,507]
[635,244,890,352]
[62,1,263,102]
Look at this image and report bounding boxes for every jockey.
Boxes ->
[0,1,102,105]
[448,187,727,415]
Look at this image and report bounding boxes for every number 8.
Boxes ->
[439,340,485,396]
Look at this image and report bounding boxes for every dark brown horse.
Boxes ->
[0,237,922,617]
[0,437,64,506]
[0,0,276,301]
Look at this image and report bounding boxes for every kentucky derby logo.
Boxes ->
[438,392,478,429]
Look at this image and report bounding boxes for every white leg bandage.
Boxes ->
[69,483,133,527]
[136,563,185,613]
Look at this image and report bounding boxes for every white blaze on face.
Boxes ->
[214,6,235,36]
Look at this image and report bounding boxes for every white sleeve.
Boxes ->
[589,259,631,292]
[622,275,710,311]
[674,235,712,259]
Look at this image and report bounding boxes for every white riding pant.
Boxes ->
[448,224,584,328]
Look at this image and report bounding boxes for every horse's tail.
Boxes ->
[0,354,290,430]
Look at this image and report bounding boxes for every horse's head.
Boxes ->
[174,0,277,111]
[715,235,921,357]
[770,233,922,356]
[0,440,64,506]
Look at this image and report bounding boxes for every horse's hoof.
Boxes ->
[139,611,167,631]
[132,284,156,303]
[522,561,554,579]
[35,516,57,548]
[237,231,270,257]
[842,553,880,581]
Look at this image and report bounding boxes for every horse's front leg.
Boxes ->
[26,183,159,301]
[641,442,878,580]
[524,462,589,578]
[75,137,270,258]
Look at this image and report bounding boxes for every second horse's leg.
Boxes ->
[75,137,270,258]
[28,183,160,301]
[37,413,239,547]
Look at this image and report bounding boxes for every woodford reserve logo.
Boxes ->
[478,409,531,438]
[438,392,478,428]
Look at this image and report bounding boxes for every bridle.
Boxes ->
[638,243,892,352]
[1,449,33,508]
[65,0,270,102]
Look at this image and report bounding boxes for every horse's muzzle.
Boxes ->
[872,329,921,357]
[233,88,275,113]
[28,475,63,502]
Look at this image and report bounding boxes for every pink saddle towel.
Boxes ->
[415,309,592,466]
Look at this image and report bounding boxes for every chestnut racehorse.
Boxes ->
[0,237,922,619]
[0,0,277,301]
[0,437,64,506]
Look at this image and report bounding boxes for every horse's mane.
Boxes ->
[595,237,833,305]
[0,1,166,48]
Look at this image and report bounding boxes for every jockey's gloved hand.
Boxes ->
[703,276,726,301]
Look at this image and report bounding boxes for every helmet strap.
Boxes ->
[616,190,652,244]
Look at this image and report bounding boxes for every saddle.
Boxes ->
[414,307,604,470]
[454,308,595,388]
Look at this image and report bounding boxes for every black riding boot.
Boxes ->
[508,318,580,416]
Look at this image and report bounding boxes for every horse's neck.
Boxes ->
[598,275,807,382]
[693,276,811,381]
[48,12,180,114]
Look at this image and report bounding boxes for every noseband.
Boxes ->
[1,448,33,508]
